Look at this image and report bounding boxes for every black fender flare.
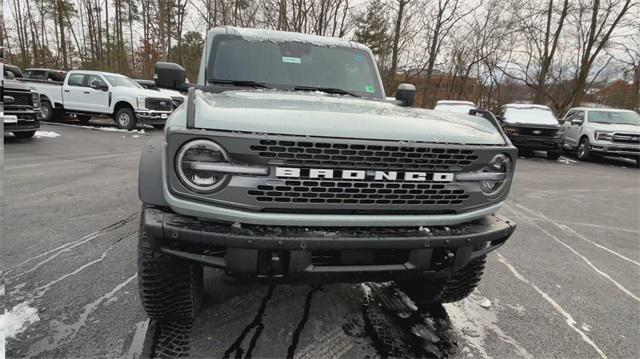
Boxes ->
[139,145,168,207]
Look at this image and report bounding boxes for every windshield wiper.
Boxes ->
[294,86,360,97]
[208,79,272,89]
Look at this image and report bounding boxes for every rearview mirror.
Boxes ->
[395,83,416,107]
[155,62,189,91]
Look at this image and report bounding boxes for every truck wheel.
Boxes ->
[41,100,53,122]
[547,152,561,161]
[577,137,591,161]
[13,131,36,139]
[115,108,137,130]
[396,256,486,305]
[138,217,203,321]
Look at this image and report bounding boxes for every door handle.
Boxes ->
[64,90,70,92]
[84,91,90,94]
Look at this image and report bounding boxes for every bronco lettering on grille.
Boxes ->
[275,167,454,182]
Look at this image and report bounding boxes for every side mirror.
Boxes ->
[571,119,583,125]
[155,62,189,91]
[91,82,108,91]
[395,83,416,107]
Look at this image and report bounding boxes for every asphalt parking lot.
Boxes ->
[2,122,639,358]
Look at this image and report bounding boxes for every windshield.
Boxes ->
[503,106,558,125]
[588,110,640,126]
[207,35,383,98]
[104,75,142,88]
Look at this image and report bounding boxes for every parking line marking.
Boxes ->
[497,254,608,359]
[510,205,640,303]
[514,204,640,267]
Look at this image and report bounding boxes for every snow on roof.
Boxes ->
[210,26,364,49]
[504,103,551,110]
[436,100,476,106]
[569,107,635,112]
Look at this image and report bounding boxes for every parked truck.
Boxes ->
[23,69,174,129]
[2,65,42,138]
[137,27,517,321]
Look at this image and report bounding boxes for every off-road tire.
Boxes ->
[13,131,36,139]
[41,100,54,122]
[115,107,137,130]
[577,137,591,161]
[396,256,486,305]
[138,216,203,321]
[77,115,92,124]
[440,256,486,303]
[547,152,561,161]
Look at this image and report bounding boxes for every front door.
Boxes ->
[564,110,585,148]
[85,74,110,113]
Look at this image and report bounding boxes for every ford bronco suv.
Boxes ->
[137,27,517,321]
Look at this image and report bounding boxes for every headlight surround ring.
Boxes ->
[479,153,512,197]
[175,139,230,193]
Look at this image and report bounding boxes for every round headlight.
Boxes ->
[176,139,229,193]
[480,154,512,196]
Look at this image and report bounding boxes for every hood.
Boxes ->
[117,86,173,100]
[186,90,506,145]
[3,79,32,91]
[588,122,640,133]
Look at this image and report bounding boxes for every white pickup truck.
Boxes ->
[24,70,174,129]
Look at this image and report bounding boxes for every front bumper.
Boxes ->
[590,142,640,157]
[508,135,563,152]
[135,110,172,125]
[3,111,40,132]
[141,207,516,282]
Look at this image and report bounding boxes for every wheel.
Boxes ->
[547,152,561,160]
[115,107,137,130]
[577,137,591,161]
[41,100,53,122]
[77,115,92,124]
[138,212,203,321]
[396,256,486,305]
[13,131,36,139]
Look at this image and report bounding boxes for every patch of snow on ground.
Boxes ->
[445,293,532,359]
[34,131,61,138]
[479,298,492,308]
[558,156,577,164]
[0,302,40,339]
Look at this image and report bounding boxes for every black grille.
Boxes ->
[248,180,469,206]
[612,133,640,144]
[145,97,173,111]
[518,127,558,137]
[172,96,185,108]
[4,91,32,108]
[249,140,478,170]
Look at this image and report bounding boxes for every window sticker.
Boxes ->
[282,56,302,64]
[365,85,375,93]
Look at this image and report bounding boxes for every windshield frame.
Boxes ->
[587,110,640,126]
[205,34,384,99]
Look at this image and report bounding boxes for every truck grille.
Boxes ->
[518,127,558,137]
[248,180,469,206]
[4,91,32,108]
[249,140,478,170]
[145,98,173,111]
[612,133,640,144]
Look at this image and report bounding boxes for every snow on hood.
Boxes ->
[503,106,558,126]
[187,90,506,145]
[586,122,640,133]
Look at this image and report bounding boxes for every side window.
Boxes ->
[87,75,107,89]
[574,111,584,123]
[67,74,86,87]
